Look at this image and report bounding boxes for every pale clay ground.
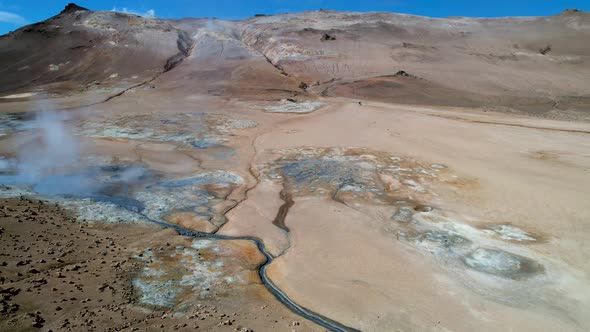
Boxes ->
[2,91,590,331]
[221,98,590,331]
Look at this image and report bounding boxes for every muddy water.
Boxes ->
[272,190,294,232]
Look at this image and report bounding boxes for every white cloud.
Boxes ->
[111,7,156,18]
[0,11,26,25]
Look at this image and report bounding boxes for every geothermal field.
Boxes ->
[1,3,590,331]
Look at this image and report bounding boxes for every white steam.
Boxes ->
[0,106,93,197]
[111,7,156,18]
[17,111,78,182]
[0,107,155,198]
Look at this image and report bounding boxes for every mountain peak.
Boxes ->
[60,3,89,15]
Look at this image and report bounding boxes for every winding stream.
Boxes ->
[94,195,360,332]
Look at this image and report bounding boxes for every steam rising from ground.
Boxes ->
[17,111,78,183]
[0,107,244,228]
[0,108,108,197]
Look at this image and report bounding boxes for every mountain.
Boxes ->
[1,4,589,119]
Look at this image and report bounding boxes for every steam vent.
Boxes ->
[1,2,590,331]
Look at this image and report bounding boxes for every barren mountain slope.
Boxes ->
[151,18,307,101]
[0,4,190,96]
[1,6,589,119]
[239,10,590,119]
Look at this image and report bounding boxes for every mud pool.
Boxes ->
[0,113,34,137]
[255,101,324,114]
[133,239,263,307]
[77,111,257,150]
[0,161,243,230]
[264,147,442,205]
[263,147,549,287]
[0,110,255,228]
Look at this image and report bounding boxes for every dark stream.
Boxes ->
[0,165,360,332]
[87,193,359,332]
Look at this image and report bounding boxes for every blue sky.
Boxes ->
[1,0,589,35]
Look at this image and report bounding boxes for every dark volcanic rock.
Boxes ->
[60,3,89,15]
[320,33,336,41]
[394,70,416,78]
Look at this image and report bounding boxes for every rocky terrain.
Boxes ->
[1,3,590,332]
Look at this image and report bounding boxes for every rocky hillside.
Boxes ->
[1,4,589,119]
[239,10,590,118]
[0,4,190,95]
